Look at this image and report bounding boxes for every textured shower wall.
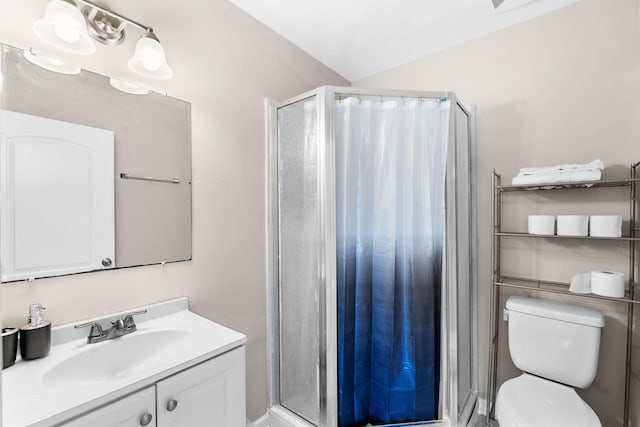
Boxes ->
[356,0,640,426]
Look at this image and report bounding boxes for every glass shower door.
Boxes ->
[277,95,321,425]
[454,103,476,425]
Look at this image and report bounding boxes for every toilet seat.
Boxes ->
[495,374,601,427]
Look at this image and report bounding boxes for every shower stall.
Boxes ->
[266,87,477,427]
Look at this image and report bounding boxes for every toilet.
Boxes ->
[495,296,605,427]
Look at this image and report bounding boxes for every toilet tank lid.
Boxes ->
[506,297,605,327]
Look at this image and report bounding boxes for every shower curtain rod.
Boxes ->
[275,86,455,109]
[336,93,449,104]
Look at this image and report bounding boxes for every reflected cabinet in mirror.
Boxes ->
[0,43,192,282]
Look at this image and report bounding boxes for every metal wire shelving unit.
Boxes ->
[487,162,640,426]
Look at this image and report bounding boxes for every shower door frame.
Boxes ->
[266,86,478,427]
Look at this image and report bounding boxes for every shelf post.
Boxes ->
[623,162,638,427]
[487,169,501,419]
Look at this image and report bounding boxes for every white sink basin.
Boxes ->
[42,329,193,387]
[3,298,247,427]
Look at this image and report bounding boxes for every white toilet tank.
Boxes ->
[505,296,605,388]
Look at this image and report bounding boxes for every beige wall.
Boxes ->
[356,0,640,425]
[0,0,348,421]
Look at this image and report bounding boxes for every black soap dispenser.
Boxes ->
[19,304,51,360]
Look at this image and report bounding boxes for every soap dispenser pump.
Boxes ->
[19,304,51,360]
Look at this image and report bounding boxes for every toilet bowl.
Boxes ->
[495,297,605,427]
[496,374,601,427]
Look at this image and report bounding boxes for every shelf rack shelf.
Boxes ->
[496,231,640,241]
[495,275,640,305]
[496,177,640,192]
[487,162,640,427]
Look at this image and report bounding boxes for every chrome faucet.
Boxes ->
[74,310,147,344]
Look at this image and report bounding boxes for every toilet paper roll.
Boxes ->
[557,215,589,236]
[589,215,622,237]
[528,215,555,235]
[591,270,625,298]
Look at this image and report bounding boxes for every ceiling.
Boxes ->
[228,0,581,81]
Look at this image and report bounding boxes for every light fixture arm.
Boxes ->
[73,0,154,34]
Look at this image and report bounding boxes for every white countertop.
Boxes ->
[2,298,246,427]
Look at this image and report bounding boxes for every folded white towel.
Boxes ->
[517,159,604,177]
[511,169,602,186]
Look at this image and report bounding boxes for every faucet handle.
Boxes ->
[74,321,104,340]
[111,318,126,330]
[123,310,148,329]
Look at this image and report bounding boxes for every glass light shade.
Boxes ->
[55,20,81,43]
[128,36,173,80]
[23,51,81,75]
[109,78,151,95]
[33,0,96,55]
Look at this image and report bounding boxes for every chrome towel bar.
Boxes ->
[119,173,179,184]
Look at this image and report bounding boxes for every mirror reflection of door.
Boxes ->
[0,110,115,281]
[1,43,192,280]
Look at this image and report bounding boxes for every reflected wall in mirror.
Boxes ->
[0,43,192,283]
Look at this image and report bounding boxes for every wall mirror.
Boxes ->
[0,43,192,283]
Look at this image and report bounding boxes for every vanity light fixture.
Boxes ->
[33,0,173,80]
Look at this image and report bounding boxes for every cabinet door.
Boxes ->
[156,347,246,427]
[59,386,155,427]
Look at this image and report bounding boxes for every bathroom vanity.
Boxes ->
[2,298,246,427]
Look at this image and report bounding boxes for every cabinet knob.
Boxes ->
[139,413,153,426]
[166,399,178,412]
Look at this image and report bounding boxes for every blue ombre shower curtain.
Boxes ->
[336,96,449,426]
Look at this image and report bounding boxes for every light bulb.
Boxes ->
[54,21,81,43]
[141,55,162,72]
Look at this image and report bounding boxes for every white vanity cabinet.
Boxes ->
[60,387,156,427]
[157,347,246,427]
[58,347,246,427]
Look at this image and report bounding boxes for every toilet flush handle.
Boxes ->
[503,308,510,321]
